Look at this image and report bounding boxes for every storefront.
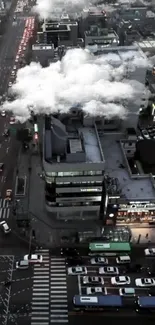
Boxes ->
[117,201,155,224]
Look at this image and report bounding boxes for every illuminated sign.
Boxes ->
[80,187,102,192]
[119,202,155,212]
[34,124,38,133]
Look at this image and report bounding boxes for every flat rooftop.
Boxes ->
[100,133,155,200]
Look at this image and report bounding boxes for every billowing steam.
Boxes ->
[32,0,114,20]
[2,48,149,122]
[33,0,91,20]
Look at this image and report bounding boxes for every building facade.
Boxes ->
[43,114,106,220]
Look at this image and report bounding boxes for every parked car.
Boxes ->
[86,287,107,295]
[0,221,11,234]
[145,248,155,256]
[119,288,136,296]
[1,110,6,117]
[111,276,131,285]
[68,266,87,275]
[90,257,108,265]
[24,254,43,263]
[99,266,119,275]
[135,278,155,287]
[83,276,104,285]
[116,255,131,264]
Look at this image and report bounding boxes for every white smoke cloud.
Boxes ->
[32,0,114,20]
[2,48,149,122]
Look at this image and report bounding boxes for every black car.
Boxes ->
[3,129,10,137]
[66,257,83,266]
[61,248,79,257]
[123,263,142,273]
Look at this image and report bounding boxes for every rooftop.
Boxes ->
[100,133,155,200]
[44,116,104,166]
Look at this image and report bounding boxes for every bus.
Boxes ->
[137,296,155,313]
[89,242,131,256]
[73,295,123,311]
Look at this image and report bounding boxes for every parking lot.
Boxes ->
[67,249,155,314]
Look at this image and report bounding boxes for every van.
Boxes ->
[116,255,131,264]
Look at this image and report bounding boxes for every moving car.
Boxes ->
[61,247,79,257]
[66,257,83,266]
[145,248,155,256]
[99,266,119,275]
[0,221,11,234]
[83,276,104,285]
[16,260,29,269]
[0,163,4,172]
[111,276,131,285]
[5,189,12,201]
[86,287,107,295]
[116,255,131,264]
[68,266,87,275]
[10,116,15,124]
[135,278,155,287]
[90,257,108,265]
[1,110,6,117]
[119,288,136,296]
[24,254,43,263]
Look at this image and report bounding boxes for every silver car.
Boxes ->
[68,266,87,275]
[90,257,108,265]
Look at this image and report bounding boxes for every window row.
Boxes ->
[45,171,103,177]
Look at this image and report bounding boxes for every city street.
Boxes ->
[0,247,152,324]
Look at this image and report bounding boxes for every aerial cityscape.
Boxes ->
[1,0,155,323]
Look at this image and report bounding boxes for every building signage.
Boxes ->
[119,203,155,211]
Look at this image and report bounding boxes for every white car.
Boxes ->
[83,276,104,285]
[86,287,107,295]
[99,266,119,275]
[119,288,136,296]
[1,110,6,117]
[144,248,155,256]
[68,266,87,275]
[8,82,12,87]
[111,276,131,285]
[0,221,11,234]
[10,116,15,124]
[90,257,108,265]
[16,260,29,269]
[135,278,155,287]
[24,254,43,263]
[141,129,150,139]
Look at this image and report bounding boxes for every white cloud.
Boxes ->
[2,48,148,122]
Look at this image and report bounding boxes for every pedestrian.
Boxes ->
[146,233,149,239]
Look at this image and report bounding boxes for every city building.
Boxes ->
[84,26,119,47]
[99,131,155,226]
[43,114,105,220]
[37,14,78,48]
[32,44,55,66]
[79,7,109,38]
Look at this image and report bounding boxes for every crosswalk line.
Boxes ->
[50,286,67,289]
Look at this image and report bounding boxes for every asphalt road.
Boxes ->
[0,248,153,325]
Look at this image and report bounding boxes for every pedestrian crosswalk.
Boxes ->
[0,199,10,219]
[50,257,68,323]
[31,249,68,325]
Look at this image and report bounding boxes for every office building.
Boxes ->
[100,131,155,225]
[43,114,105,220]
[84,26,119,47]
[37,14,78,48]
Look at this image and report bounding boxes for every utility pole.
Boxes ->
[28,227,33,257]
